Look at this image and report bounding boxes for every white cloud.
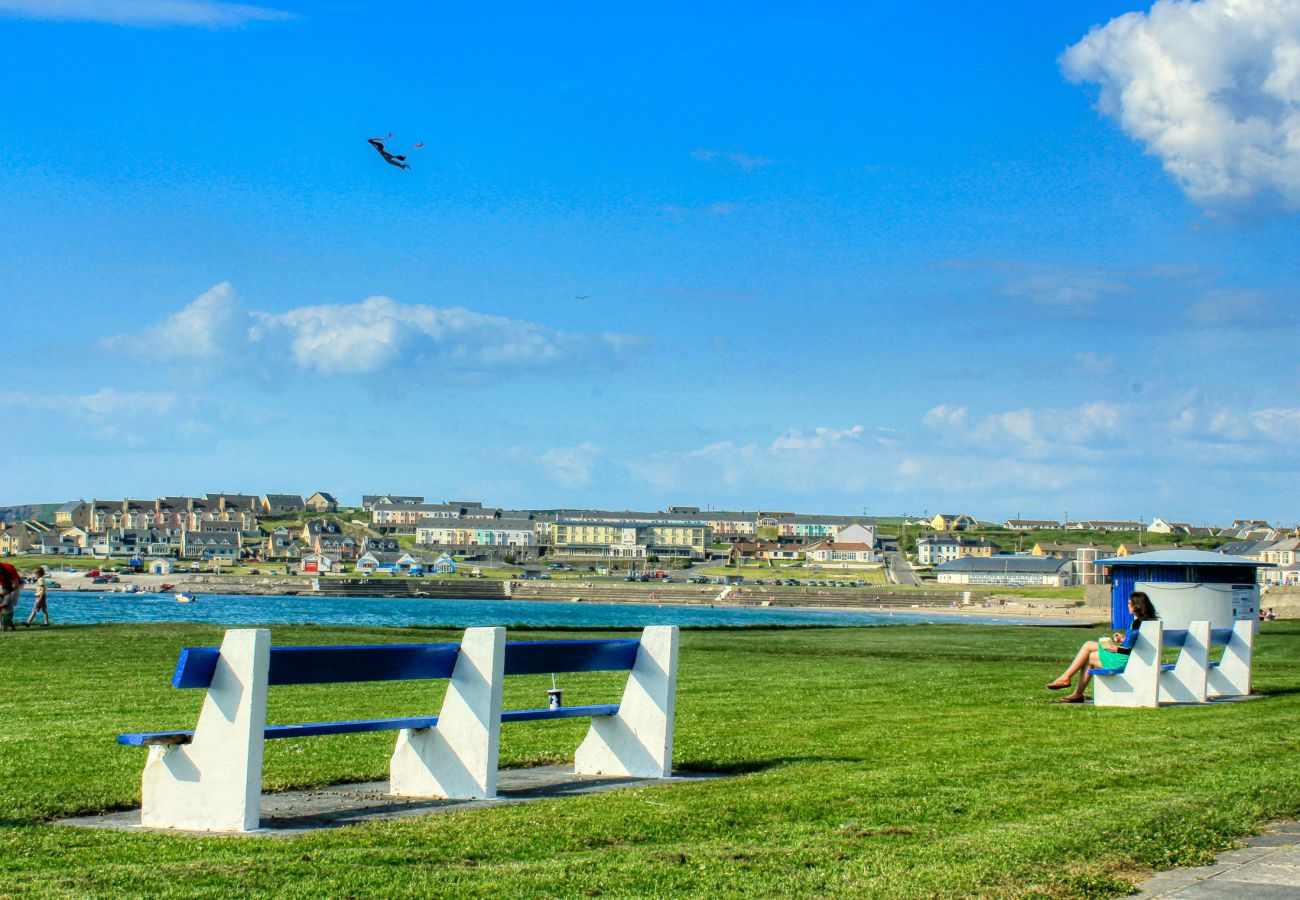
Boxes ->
[112,284,639,378]
[540,444,601,488]
[1073,351,1118,375]
[627,424,895,496]
[923,401,1123,459]
[942,259,1207,315]
[1185,288,1289,326]
[116,281,251,361]
[894,454,1086,493]
[770,425,865,451]
[1002,272,1133,310]
[691,148,774,169]
[0,0,292,27]
[1062,0,1300,208]
[1177,402,1300,443]
[0,387,177,417]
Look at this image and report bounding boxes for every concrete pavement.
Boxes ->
[1127,821,1300,899]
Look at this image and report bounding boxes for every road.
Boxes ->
[885,550,920,586]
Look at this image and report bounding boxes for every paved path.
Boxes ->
[58,766,720,837]
[1128,821,1300,899]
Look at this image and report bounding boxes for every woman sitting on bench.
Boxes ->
[1046,591,1158,703]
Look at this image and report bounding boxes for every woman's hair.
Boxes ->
[1128,590,1157,621]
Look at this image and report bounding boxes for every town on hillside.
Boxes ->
[0,495,1296,589]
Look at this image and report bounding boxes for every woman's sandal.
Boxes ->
[1055,696,1085,703]
[1045,680,1071,690]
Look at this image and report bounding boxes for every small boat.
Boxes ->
[175,592,197,603]
[158,583,175,592]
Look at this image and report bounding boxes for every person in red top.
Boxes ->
[0,562,20,631]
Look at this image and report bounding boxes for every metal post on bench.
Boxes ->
[390,626,506,799]
[575,625,679,778]
[140,628,270,832]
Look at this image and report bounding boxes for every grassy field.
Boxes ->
[2,622,1299,897]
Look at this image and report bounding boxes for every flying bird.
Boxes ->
[368,134,423,170]
[574,295,591,300]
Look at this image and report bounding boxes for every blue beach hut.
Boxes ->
[1096,549,1266,630]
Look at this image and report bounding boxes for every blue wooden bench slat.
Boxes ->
[171,639,641,689]
[172,643,464,689]
[503,639,640,676]
[501,703,619,723]
[118,704,622,746]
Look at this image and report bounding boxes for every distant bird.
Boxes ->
[574,295,591,300]
[368,134,423,170]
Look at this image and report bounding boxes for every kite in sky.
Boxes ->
[368,134,423,170]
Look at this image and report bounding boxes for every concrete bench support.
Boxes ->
[575,625,678,777]
[140,628,270,832]
[1208,620,1254,699]
[1159,620,1211,705]
[1092,620,1162,708]
[390,626,505,799]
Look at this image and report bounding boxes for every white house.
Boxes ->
[935,556,1073,587]
[804,540,880,568]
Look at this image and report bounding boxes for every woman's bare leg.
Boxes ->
[1064,650,1104,700]
[1049,641,1099,686]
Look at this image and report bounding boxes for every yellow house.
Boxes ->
[54,500,90,529]
[0,525,32,554]
[550,520,710,559]
[930,513,975,532]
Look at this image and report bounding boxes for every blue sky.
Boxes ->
[2,0,1298,523]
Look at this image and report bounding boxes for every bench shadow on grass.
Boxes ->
[680,756,860,776]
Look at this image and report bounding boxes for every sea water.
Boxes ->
[32,590,1069,628]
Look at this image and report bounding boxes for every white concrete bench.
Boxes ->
[119,625,678,832]
[1091,619,1253,708]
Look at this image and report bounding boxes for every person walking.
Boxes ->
[0,561,19,631]
[23,566,50,627]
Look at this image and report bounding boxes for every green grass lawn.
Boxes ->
[2,622,1299,897]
